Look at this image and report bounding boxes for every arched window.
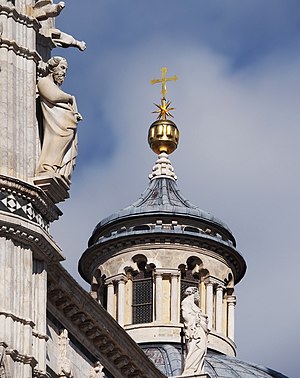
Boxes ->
[179,257,202,315]
[132,260,154,324]
[180,265,199,300]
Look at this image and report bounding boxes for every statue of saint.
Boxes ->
[36,56,82,182]
[181,287,209,375]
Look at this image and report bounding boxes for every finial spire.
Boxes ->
[148,67,180,155]
[150,67,178,99]
[150,67,178,120]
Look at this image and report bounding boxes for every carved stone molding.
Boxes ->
[0,4,40,31]
[32,330,49,341]
[33,369,48,378]
[0,310,35,328]
[0,213,64,263]
[80,234,246,286]
[0,175,61,223]
[0,36,41,62]
[6,348,37,368]
[33,175,70,204]
[47,263,165,378]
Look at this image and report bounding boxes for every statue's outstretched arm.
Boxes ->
[33,1,65,21]
[50,28,86,51]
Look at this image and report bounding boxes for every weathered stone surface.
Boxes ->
[47,263,166,378]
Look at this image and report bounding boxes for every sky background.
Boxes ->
[50,2,300,377]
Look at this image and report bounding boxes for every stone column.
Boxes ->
[0,2,40,181]
[215,286,224,333]
[200,280,206,313]
[227,295,236,341]
[155,271,163,322]
[117,276,127,327]
[106,282,115,318]
[205,281,214,329]
[170,272,179,323]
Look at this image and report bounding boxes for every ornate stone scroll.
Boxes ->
[34,56,82,202]
[181,287,209,376]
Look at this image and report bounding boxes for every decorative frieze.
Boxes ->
[47,264,165,378]
[0,175,61,223]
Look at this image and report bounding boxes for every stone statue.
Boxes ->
[181,287,209,376]
[58,329,73,377]
[35,0,86,52]
[36,56,82,182]
[50,28,86,51]
[33,0,65,21]
[88,362,104,378]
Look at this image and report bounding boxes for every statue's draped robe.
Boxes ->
[181,295,208,375]
[36,77,78,181]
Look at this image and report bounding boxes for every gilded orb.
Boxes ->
[148,119,179,155]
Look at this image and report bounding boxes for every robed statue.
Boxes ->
[181,287,209,375]
[36,56,82,182]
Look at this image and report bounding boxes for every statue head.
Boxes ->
[47,56,68,86]
[185,286,200,302]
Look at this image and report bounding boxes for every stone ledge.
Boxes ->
[0,212,64,262]
[0,37,41,63]
[0,3,40,31]
[0,310,35,327]
[33,174,70,204]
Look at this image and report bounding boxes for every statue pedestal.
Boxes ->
[33,174,70,203]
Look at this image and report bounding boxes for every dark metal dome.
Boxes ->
[80,171,247,284]
[89,177,236,246]
[142,345,288,378]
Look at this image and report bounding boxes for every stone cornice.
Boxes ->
[0,310,35,327]
[32,330,49,341]
[0,36,41,63]
[79,233,246,285]
[47,263,166,378]
[6,348,38,367]
[0,4,40,31]
[0,212,64,263]
[0,175,61,223]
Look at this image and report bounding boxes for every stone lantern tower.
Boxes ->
[79,68,248,376]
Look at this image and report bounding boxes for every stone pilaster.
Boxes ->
[227,295,236,341]
[215,286,224,333]
[154,271,163,322]
[205,281,213,329]
[0,1,40,181]
[170,271,180,324]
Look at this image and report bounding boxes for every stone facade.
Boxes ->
[0,1,165,377]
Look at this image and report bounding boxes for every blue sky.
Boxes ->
[51,2,300,377]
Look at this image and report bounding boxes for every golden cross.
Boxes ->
[150,67,178,98]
